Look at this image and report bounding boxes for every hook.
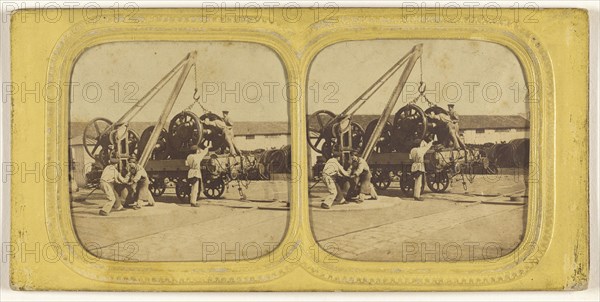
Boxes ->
[193,88,201,101]
[418,81,426,94]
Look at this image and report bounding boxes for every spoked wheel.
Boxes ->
[362,119,394,153]
[169,111,203,155]
[426,171,450,193]
[204,177,226,198]
[83,117,113,165]
[138,126,170,160]
[399,172,425,196]
[371,169,392,191]
[148,176,167,197]
[393,104,428,152]
[307,110,336,154]
[175,178,201,203]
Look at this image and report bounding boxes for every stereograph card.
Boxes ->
[7,7,589,291]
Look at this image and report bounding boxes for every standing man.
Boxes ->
[127,158,155,209]
[350,150,378,203]
[321,151,352,209]
[99,158,129,216]
[186,144,210,207]
[409,136,435,201]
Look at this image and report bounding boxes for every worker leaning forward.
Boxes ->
[186,144,210,207]
[202,111,238,156]
[99,158,129,216]
[321,151,352,209]
[350,150,378,203]
[428,104,466,151]
[409,136,435,202]
[126,158,155,209]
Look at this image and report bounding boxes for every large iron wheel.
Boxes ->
[393,104,428,152]
[204,177,225,198]
[307,110,336,154]
[426,171,450,193]
[82,117,113,165]
[362,119,393,153]
[371,169,392,191]
[169,111,203,154]
[138,126,170,160]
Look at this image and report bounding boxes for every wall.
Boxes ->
[234,134,290,151]
[461,128,530,145]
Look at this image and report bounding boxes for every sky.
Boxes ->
[307,39,529,117]
[70,41,290,123]
[70,39,529,124]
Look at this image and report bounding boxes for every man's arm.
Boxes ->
[336,161,350,177]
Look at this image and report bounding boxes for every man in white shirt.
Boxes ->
[127,158,155,209]
[99,158,129,216]
[350,151,378,203]
[186,145,210,207]
[321,151,352,209]
[409,136,435,201]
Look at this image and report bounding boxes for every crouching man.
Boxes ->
[99,158,129,216]
[350,150,378,203]
[321,151,352,209]
[127,158,155,209]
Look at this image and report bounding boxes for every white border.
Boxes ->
[0,1,597,301]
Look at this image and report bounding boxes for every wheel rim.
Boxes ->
[307,110,336,153]
[426,171,450,193]
[371,169,391,190]
[362,119,393,153]
[204,178,225,198]
[138,126,170,160]
[169,111,203,154]
[82,117,113,164]
[393,104,428,152]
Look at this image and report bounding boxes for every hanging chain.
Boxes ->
[184,63,210,113]
[408,57,436,108]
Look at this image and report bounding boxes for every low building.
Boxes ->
[349,114,529,145]
[69,121,290,187]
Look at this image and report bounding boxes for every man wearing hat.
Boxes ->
[202,111,238,156]
[320,151,352,209]
[427,104,466,150]
[126,158,154,209]
[186,144,210,207]
[99,158,129,216]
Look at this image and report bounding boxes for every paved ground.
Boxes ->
[309,170,528,262]
[71,181,290,262]
[71,171,527,263]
